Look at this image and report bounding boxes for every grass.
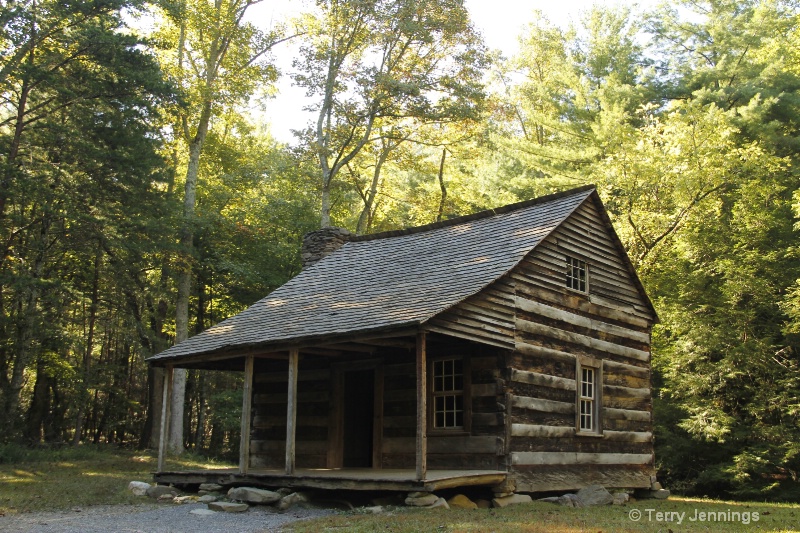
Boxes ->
[0,444,234,516]
[287,497,800,533]
[1,446,798,532]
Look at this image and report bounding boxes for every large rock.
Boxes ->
[448,494,478,510]
[557,494,581,507]
[492,494,532,508]
[199,483,223,492]
[198,495,218,504]
[227,487,282,504]
[146,485,178,499]
[576,485,614,506]
[428,497,449,509]
[128,481,151,497]
[612,492,630,506]
[278,491,311,510]
[405,493,439,507]
[208,501,249,513]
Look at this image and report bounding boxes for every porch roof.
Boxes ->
[149,186,595,365]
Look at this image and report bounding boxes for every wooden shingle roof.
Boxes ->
[149,186,597,364]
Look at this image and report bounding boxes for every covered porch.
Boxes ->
[152,327,510,492]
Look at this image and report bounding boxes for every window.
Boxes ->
[579,367,596,431]
[432,358,464,429]
[566,256,588,292]
[576,356,602,435]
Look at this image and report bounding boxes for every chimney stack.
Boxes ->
[301,227,353,269]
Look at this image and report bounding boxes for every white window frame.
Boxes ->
[565,255,589,293]
[576,355,602,436]
[429,357,468,432]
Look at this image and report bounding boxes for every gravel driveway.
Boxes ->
[0,503,332,533]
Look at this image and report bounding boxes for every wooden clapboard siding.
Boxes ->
[426,280,516,349]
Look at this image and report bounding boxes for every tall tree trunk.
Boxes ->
[171,104,212,454]
[74,248,101,445]
[356,146,390,234]
[23,358,51,443]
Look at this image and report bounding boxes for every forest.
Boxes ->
[1,0,799,501]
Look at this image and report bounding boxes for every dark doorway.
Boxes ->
[342,369,374,467]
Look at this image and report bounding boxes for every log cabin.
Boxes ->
[149,185,659,494]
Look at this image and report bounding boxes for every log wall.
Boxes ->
[504,199,657,492]
[380,350,506,470]
[250,366,331,469]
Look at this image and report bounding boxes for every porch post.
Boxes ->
[285,348,299,475]
[415,330,427,481]
[239,355,254,474]
[157,365,173,473]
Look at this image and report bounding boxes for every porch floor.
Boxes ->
[154,468,508,492]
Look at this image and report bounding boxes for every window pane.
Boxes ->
[435,412,444,428]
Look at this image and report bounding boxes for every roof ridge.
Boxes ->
[350,184,596,243]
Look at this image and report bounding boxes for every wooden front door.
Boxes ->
[343,369,374,467]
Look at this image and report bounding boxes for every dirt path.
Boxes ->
[0,503,332,532]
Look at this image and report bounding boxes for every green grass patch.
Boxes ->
[287,498,800,532]
[0,444,234,516]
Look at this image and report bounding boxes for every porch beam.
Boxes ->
[285,348,299,475]
[415,330,427,481]
[157,365,173,472]
[239,355,254,474]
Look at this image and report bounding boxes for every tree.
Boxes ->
[292,0,486,227]
[152,0,281,453]
[0,0,173,440]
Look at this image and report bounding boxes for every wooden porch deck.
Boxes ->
[154,468,507,492]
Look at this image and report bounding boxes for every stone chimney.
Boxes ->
[301,227,353,269]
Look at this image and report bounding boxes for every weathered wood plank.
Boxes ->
[510,368,576,391]
[511,451,653,466]
[513,281,651,329]
[424,322,514,349]
[384,436,503,455]
[513,464,653,492]
[254,391,330,404]
[514,341,576,364]
[471,383,499,397]
[254,369,330,384]
[510,394,575,415]
[516,319,650,362]
[511,423,574,438]
[251,440,328,455]
[603,407,651,422]
[603,384,650,399]
[603,430,652,443]
[602,359,650,379]
[253,415,328,428]
[285,349,299,475]
[416,331,427,481]
[240,355,254,474]
[516,296,650,343]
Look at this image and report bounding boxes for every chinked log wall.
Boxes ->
[250,368,331,469]
[381,353,505,470]
[506,199,656,491]
[249,351,507,471]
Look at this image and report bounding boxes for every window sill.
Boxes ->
[427,429,470,437]
[575,431,604,438]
